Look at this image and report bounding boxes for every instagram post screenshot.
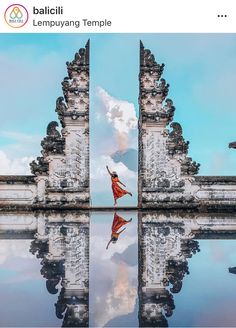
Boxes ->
[0,0,236,327]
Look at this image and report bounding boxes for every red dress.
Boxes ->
[111,177,128,200]
[112,213,130,238]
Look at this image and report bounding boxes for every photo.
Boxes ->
[1,33,236,327]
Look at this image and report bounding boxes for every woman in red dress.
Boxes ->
[106,212,132,249]
[106,165,132,205]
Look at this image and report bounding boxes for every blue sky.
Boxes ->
[1,34,236,205]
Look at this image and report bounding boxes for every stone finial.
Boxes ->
[181,157,200,175]
[30,156,49,175]
[55,97,67,128]
[46,121,61,137]
[139,41,174,125]
[41,121,65,156]
[167,122,189,155]
[57,40,90,124]
[140,40,165,76]
[30,121,65,175]
[66,40,90,78]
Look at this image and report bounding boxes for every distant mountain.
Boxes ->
[111,148,138,172]
[111,243,138,266]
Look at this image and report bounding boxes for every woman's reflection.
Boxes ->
[106,212,132,249]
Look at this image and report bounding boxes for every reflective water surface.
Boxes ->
[1,211,236,327]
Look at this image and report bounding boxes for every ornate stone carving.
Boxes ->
[66,43,89,77]
[139,290,174,327]
[140,41,164,77]
[62,41,89,116]
[62,75,89,112]
[30,212,89,327]
[167,122,189,155]
[139,41,201,207]
[56,288,89,327]
[30,122,64,176]
[181,157,200,175]
[41,121,65,156]
[56,97,68,128]
[142,130,185,191]
[139,213,200,326]
[30,41,90,206]
[30,156,49,175]
[139,41,174,124]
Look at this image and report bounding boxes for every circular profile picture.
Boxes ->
[4,4,29,28]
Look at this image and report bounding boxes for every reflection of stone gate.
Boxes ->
[1,40,236,209]
[31,212,90,327]
[2,211,236,326]
[0,211,90,327]
[138,212,236,327]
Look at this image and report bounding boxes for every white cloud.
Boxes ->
[0,150,33,175]
[0,240,34,265]
[0,130,42,175]
[91,154,136,181]
[95,262,137,327]
[0,130,42,160]
[97,87,138,150]
[97,87,137,134]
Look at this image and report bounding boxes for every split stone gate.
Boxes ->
[1,40,236,210]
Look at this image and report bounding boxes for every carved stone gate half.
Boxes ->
[30,41,90,208]
[138,41,236,210]
[0,40,90,209]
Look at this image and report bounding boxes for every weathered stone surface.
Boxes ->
[138,42,200,206]
[0,181,36,207]
[138,43,236,209]
[30,211,89,327]
[30,157,49,176]
[30,41,90,207]
[194,176,236,184]
[0,176,36,184]
[167,122,189,156]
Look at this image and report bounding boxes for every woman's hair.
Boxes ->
[112,173,118,178]
[111,236,118,243]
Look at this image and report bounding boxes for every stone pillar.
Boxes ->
[59,40,90,203]
[138,41,200,208]
[30,41,90,208]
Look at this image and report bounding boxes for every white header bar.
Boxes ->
[0,0,235,33]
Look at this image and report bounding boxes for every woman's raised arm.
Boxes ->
[106,165,112,176]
